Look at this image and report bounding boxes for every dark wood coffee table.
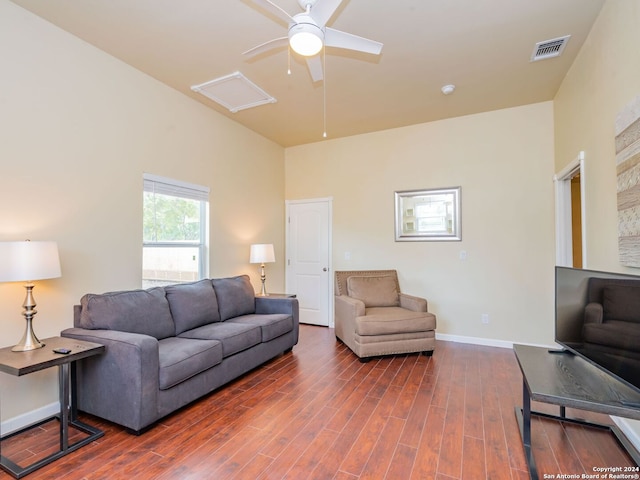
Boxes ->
[513,344,640,479]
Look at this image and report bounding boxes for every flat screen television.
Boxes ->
[555,266,640,393]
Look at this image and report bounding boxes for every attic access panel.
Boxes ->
[191,71,276,113]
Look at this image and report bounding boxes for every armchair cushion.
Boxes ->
[356,307,436,335]
[346,275,400,307]
[603,285,640,323]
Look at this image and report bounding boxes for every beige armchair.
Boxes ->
[334,270,436,361]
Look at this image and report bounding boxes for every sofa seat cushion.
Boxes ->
[165,279,221,335]
[583,321,640,353]
[212,275,256,321]
[178,322,261,357]
[346,275,400,307]
[79,287,175,340]
[356,307,436,336]
[158,337,222,390]
[227,314,293,342]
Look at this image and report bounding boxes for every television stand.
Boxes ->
[513,344,640,480]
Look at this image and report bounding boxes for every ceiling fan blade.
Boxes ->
[251,0,294,25]
[308,0,343,28]
[325,28,383,55]
[243,37,289,57]
[306,55,324,82]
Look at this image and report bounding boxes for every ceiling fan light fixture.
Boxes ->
[289,22,323,56]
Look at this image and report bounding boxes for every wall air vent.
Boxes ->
[530,35,571,62]
[191,71,276,113]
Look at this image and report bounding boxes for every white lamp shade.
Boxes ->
[0,240,61,282]
[250,244,275,264]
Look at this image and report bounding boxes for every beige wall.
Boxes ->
[554,0,640,272]
[554,0,640,438]
[286,102,556,345]
[0,1,285,423]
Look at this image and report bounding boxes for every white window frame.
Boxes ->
[143,173,210,286]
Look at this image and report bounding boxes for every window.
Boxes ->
[142,174,209,288]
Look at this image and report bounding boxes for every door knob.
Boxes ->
[323,267,328,272]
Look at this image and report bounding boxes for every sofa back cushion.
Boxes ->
[603,285,640,323]
[165,279,221,335]
[79,287,175,339]
[347,275,400,308]
[212,275,255,321]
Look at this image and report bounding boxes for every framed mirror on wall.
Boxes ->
[394,187,461,241]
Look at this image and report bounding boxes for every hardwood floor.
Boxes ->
[1,324,635,479]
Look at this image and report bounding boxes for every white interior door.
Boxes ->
[286,198,332,327]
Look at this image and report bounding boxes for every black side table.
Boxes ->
[0,337,105,478]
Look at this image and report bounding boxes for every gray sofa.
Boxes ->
[61,275,299,433]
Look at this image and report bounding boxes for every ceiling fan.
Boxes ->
[243,0,383,82]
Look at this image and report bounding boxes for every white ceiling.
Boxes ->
[10,0,605,147]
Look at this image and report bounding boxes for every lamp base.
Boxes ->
[258,263,269,296]
[12,283,46,352]
[12,323,45,352]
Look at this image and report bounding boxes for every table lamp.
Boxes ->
[249,243,275,296]
[0,240,61,351]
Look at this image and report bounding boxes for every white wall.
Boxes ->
[0,0,285,425]
[286,102,557,346]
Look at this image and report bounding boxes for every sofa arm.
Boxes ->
[584,302,604,324]
[399,293,428,312]
[255,296,298,317]
[61,327,160,432]
[255,297,300,345]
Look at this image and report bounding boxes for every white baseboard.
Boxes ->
[612,416,640,452]
[435,332,556,350]
[436,332,513,349]
[1,401,59,436]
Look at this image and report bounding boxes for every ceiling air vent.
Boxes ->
[191,71,276,113]
[530,35,571,62]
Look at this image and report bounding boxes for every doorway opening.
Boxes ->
[554,151,586,268]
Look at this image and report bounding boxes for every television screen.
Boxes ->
[555,266,640,393]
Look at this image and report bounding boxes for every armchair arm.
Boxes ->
[334,295,365,344]
[61,327,160,432]
[584,302,604,324]
[399,293,428,312]
[335,295,365,319]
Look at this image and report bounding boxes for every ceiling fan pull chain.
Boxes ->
[323,47,327,138]
[287,47,291,75]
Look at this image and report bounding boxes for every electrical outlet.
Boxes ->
[481,314,489,324]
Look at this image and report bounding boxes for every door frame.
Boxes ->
[554,151,587,268]
[285,197,334,327]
